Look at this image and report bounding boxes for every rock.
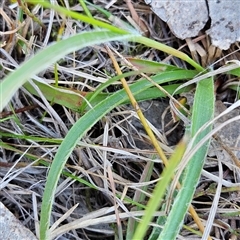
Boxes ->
[147,0,208,39]
[0,202,37,240]
[145,0,240,50]
[206,0,240,50]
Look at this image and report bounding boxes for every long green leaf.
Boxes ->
[132,137,188,239]
[0,30,134,112]
[28,0,204,71]
[158,77,215,239]
[27,0,130,34]
[23,73,193,113]
[39,69,197,239]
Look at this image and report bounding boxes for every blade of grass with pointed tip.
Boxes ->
[158,77,215,239]
[23,76,193,113]
[39,69,198,239]
[132,136,188,240]
[127,58,181,73]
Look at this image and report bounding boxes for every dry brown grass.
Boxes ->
[0,0,240,239]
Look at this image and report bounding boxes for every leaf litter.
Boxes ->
[0,0,240,239]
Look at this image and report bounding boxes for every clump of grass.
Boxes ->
[1,1,240,239]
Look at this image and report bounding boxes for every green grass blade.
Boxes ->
[0,28,200,113]
[228,66,240,76]
[132,137,188,240]
[39,69,197,239]
[133,36,204,72]
[158,77,215,239]
[0,30,134,112]
[23,74,193,113]
[27,0,129,34]
[127,58,182,72]
[28,0,204,71]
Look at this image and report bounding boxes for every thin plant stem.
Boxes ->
[106,46,211,240]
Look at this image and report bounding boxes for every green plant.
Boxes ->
[1,1,240,239]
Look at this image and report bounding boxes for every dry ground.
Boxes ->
[0,0,240,239]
